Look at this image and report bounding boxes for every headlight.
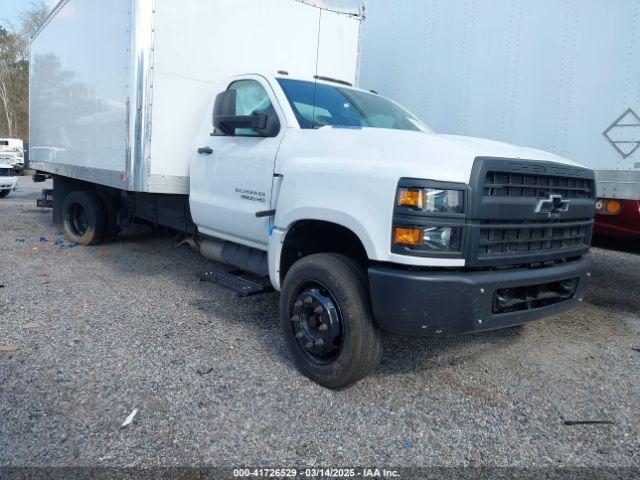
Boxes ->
[393,179,467,257]
[397,187,464,214]
[394,225,463,252]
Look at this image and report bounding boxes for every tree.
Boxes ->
[0,26,23,137]
[17,1,50,40]
[0,0,49,140]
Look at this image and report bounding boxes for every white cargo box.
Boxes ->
[30,0,364,194]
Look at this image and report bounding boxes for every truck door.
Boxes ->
[190,78,283,249]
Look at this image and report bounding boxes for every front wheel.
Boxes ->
[0,189,10,198]
[280,253,382,389]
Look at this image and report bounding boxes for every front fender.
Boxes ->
[267,207,379,292]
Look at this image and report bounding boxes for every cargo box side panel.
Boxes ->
[317,10,362,85]
[30,0,132,189]
[148,0,327,191]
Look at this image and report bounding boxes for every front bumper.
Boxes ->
[368,256,592,336]
[0,176,18,191]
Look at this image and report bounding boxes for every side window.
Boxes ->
[229,80,274,136]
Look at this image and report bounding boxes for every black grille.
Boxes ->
[0,167,12,177]
[483,171,594,199]
[478,219,592,258]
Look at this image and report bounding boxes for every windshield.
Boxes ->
[277,78,433,133]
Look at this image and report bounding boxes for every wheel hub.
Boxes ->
[290,284,343,363]
[68,203,89,236]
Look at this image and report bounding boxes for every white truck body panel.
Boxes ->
[29,0,131,182]
[30,0,363,194]
[359,0,640,199]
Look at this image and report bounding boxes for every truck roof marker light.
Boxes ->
[394,227,423,247]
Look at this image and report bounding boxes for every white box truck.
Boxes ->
[31,0,596,388]
[359,0,640,239]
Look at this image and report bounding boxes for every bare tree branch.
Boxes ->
[0,1,49,139]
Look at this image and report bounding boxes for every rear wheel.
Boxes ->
[61,191,107,245]
[96,190,121,240]
[0,189,10,198]
[280,253,382,389]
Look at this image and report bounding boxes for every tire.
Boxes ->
[0,189,10,198]
[96,190,121,240]
[280,253,382,389]
[61,191,107,245]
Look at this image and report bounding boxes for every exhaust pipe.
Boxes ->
[197,238,231,266]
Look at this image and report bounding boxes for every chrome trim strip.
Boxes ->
[31,0,69,40]
[31,161,130,190]
[31,161,189,194]
[129,0,155,192]
[146,174,190,194]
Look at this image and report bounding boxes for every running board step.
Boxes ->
[198,268,274,297]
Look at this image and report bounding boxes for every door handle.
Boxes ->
[198,147,213,155]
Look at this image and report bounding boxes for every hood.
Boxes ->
[0,162,15,169]
[437,134,580,165]
[277,127,582,184]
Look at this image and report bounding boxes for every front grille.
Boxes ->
[478,219,592,258]
[483,171,594,199]
[0,167,12,177]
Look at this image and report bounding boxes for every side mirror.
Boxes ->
[213,90,279,137]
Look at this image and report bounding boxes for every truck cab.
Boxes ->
[187,73,595,387]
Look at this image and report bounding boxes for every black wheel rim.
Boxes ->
[67,203,89,237]
[289,281,344,364]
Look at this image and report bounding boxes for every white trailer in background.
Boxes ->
[359,0,640,238]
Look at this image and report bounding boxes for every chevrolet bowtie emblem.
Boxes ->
[535,194,570,217]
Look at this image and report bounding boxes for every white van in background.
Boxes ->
[0,163,19,198]
[0,139,25,171]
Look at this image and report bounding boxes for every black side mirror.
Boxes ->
[213,90,279,137]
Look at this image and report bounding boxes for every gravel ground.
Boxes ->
[0,180,639,469]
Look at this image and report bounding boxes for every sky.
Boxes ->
[0,0,57,28]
